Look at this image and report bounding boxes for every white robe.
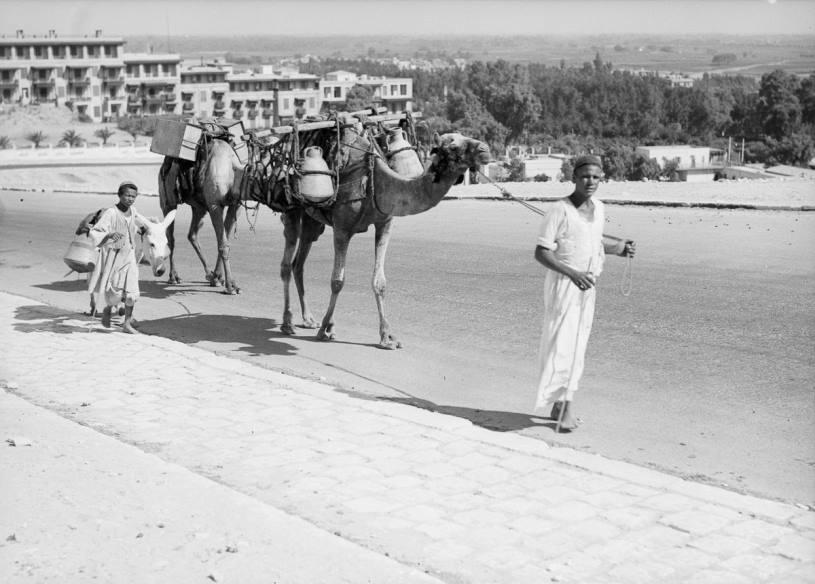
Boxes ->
[535,197,606,411]
[87,206,142,309]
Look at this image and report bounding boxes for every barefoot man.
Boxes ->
[87,181,144,334]
[534,155,635,431]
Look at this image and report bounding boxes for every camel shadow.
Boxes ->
[138,313,299,358]
[373,395,556,433]
[34,278,188,301]
[13,304,101,335]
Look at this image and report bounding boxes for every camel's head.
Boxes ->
[429,133,491,183]
[137,210,177,277]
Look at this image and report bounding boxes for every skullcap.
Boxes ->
[572,155,603,172]
[117,180,139,195]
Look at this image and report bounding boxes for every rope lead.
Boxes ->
[476,169,634,296]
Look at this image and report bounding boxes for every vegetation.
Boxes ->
[0,136,10,149]
[317,54,814,177]
[26,130,46,148]
[94,126,116,145]
[60,129,84,147]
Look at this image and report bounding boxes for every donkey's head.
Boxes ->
[137,210,176,277]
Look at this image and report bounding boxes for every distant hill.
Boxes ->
[126,33,815,76]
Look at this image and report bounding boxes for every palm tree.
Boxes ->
[94,126,116,145]
[26,130,46,148]
[60,129,84,147]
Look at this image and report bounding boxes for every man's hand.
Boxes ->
[622,240,636,258]
[570,270,596,291]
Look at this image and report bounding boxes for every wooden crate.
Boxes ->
[150,119,203,161]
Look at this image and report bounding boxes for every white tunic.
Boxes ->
[535,196,606,410]
[87,206,141,308]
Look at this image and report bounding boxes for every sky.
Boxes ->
[1,0,814,37]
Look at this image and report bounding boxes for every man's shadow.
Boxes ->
[371,394,557,433]
[13,304,99,334]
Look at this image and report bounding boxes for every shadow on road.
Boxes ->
[13,304,98,334]
[139,312,299,358]
[375,395,557,433]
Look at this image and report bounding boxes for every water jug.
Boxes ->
[63,233,98,273]
[386,128,423,178]
[298,146,334,202]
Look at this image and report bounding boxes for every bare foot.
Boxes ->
[122,322,141,334]
[101,307,112,328]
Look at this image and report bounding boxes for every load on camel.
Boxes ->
[155,109,490,349]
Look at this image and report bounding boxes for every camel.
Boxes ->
[158,138,245,294]
[278,126,491,349]
[158,119,490,349]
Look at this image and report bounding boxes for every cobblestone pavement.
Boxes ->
[2,292,814,583]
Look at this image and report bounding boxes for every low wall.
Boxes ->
[0,143,162,167]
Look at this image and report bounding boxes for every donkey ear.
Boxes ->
[162,209,177,228]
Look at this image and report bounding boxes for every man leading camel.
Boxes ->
[87,181,144,334]
[533,155,636,431]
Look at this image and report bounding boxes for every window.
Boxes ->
[92,85,100,96]
[333,87,341,98]
[283,98,289,110]
[104,45,116,57]
[94,106,101,118]
[34,46,45,58]
[70,45,81,57]
[400,84,407,95]
[88,46,99,58]
[200,90,206,101]
[390,84,397,94]
[255,82,261,90]
[324,87,331,98]
[0,47,9,59]
[309,97,314,109]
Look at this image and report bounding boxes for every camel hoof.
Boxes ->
[317,329,335,342]
[221,289,238,296]
[379,336,403,350]
[281,323,296,335]
[168,275,181,285]
[301,317,319,329]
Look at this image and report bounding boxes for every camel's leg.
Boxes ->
[280,211,300,334]
[294,216,323,329]
[373,219,401,349]
[158,158,183,285]
[221,203,240,293]
[317,230,351,342]
[186,203,217,284]
[207,205,236,295]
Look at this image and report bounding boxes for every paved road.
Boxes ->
[1,189,813,506]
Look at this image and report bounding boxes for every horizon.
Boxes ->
[2,0,815,37]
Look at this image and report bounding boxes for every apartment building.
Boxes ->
[123,53,181,117]
[0,29,125,120]
[320,70,413,113]
[179,61,231,119]
[0,31,415,123]
[227,67,320,129]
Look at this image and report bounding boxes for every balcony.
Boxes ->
[32,77,55,86]
[261,108,273,119]
[213,100,225,110]
[182,102,195,112]
[232,110,244,119]
[0,80,18,88]
[162,92,177,103]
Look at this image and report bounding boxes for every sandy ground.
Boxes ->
[0,104,136,148]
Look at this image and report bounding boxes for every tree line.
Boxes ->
[304,54,815,174]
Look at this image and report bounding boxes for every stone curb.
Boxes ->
[8,291,803,526]
[2,183,811,211]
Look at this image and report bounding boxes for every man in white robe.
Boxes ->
[87,181,144,334]
[534,155,635,431]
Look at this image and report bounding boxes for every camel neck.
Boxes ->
[374,160,459,217]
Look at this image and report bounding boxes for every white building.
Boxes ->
[179,62,231,119]
[636,145,725,182]
[0,29,125,121]
[123,53,181,117]
[320,70,413,113]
